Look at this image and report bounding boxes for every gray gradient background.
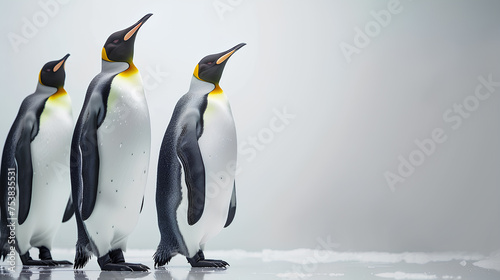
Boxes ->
[0,0,499,256]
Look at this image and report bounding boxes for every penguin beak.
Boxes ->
[53,53,70,72]
[124,13,152,41]
[216,43,246,65]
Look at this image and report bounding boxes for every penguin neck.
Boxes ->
[120,62,139,77]
[101,60,130,74]
[34,83,58,97]
[188,76,218,96]
[210,84,223,95]
[48,87,67,101]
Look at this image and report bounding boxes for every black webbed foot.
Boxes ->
[187,250,229,268]
[98,249,149,271]
[39,246,72,266]
[20,251,57,266]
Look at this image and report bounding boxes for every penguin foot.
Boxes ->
[0,238,10,261]
[38,246,72,266]
[74,242,92,269]
[52,260,73,265]
[153,245,174,267]
[99,261,149,272]
[22,259,59,266]
[187,250,229,268]
[98,249,150,271]
[100,263,134,272]
[153,255,172,268]
[20,252,58,266]
[122,263,151,271]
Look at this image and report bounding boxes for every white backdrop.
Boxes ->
[0,0,499,255]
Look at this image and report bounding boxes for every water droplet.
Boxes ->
[119,143,123,148]
[115,190,118,192]
[111,179,113,183]
[131,153,134,156]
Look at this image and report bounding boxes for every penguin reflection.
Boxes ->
[154,267,218,280]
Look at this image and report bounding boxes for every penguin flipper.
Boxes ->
[177,119,206,226]
[71,92,105,268]
[0,120,24,258]
[224,182,237,228]
[16,116,38,225]
[62,195,74,222]
[0,98,39,258]
[79,94,105,221]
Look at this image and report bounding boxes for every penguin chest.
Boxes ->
[94,72,150,222]
[18,93,73,245]
[197,94,237,235]
[199,93,237,189]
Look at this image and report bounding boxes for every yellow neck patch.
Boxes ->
[193,64,222,94]
[119,62,138,77]
[48,88,67,101]
[210,84,223,95]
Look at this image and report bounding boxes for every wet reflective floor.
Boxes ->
[1,249,500,279]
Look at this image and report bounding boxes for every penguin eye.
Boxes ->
[46,69,51,72]
[207,62,213,65]
[113,39,119,44]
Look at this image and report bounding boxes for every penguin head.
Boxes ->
[101,13,152,63]
[193,43,246,85]
[38,54,70,89]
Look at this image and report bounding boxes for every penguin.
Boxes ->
[71,14,152,271]
[0,54,74,266]
[154,43,245,268]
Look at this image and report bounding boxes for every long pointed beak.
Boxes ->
[124,13,153,41]
[53,53,70,72]
[216,43,246,65]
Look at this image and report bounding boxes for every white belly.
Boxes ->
[176,93,237,256]
[16,93,73,254]
[83,72,151,254]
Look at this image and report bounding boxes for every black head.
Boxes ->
[39,54,70,88]
[102,13,152,63]
[194,43,246,84]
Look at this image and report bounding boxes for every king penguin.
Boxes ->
[71,14,152,271]
[0,54,73,266]
[154,43,245,268]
